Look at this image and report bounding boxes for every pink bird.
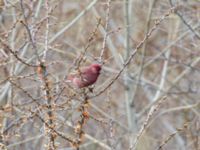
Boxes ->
[67,63,101,88]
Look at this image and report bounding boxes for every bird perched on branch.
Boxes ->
[67,63,101,88]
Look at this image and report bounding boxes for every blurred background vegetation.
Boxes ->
[0,0,200,150]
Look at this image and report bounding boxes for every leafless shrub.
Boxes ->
[0,0,199,150]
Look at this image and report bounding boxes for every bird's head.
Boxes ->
[91,63,102,73]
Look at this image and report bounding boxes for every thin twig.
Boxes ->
[169,0,200,40]
[130,96,167,150]
[0,38,37,67]
[100,0,111,62]
[157,123,189,150]
[93,6,176,98]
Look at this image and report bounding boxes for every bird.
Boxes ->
[67,63,101,88]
